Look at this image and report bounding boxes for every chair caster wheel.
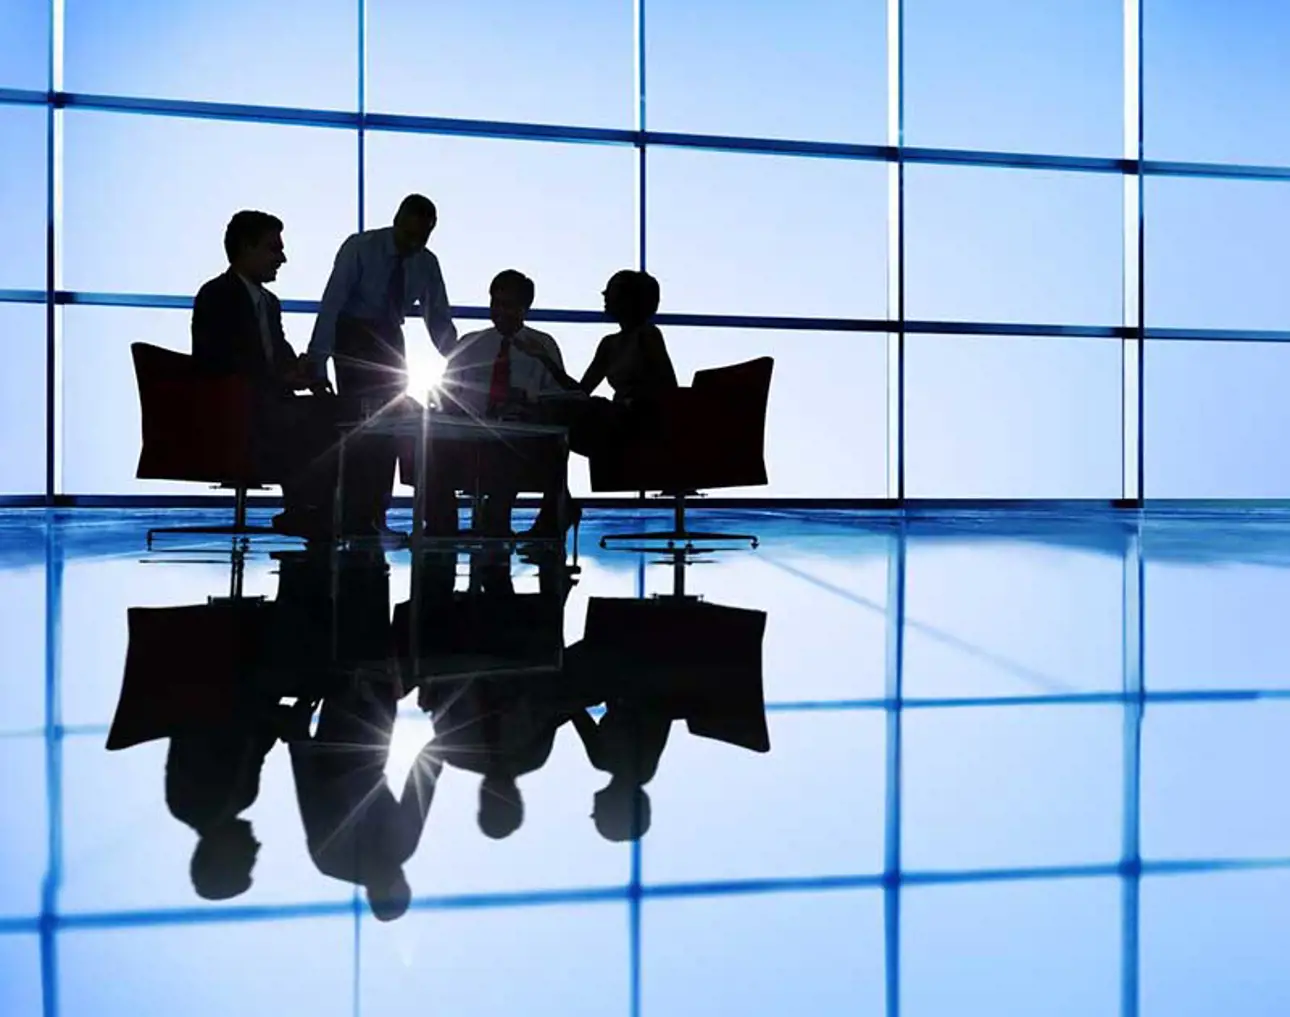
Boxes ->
[751,538,760,549]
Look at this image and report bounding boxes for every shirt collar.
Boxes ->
[382,226,417,261]
[234,271,262,305]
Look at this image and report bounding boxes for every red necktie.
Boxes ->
[487,335,511,413]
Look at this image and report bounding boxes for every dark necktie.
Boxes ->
[387,255,406,325]
[488,335,512,414]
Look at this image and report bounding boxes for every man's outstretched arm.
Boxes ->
[421,253,458,357]
[306,234,362,373]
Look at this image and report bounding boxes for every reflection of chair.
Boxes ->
[575,585,769,753]
[593,357,773,551]
[132,342,277,548]
[107,596,272,751]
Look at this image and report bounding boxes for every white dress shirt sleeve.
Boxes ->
[535,332,568,397]
[420,252,458,356]
[307,233,362,363]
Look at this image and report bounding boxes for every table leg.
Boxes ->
[413,405,428,547]
[560,432,570,548]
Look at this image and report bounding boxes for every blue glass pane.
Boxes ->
[642,537,890,702]
[367,0,633,128]
[365,132,636,311]
[905,165,1123,326]
[903,539,1124,700]
[59,919,353,1015]
[906,333,1124,498]
[0,560,44,732]
[657,328,887,498]
[647,149,887,319]
[904,0,1123,156]
[902,878,1122,1017]
[361,904,629,1016]
[0,936,40,1017]
[644,891,885,1014]
[902,705,1122,870]
[644,712,886,884]
[1145,1,1290,166]
[385,715,632,898]
[0,104,46,291]
[1145,340,1290,498]
[62,111,357,300]
[1146,177,1290,332]
[1141,702,1290,860]
[1142,870,1290,1016]
[0,739,44,919]
[0,0,49,90]
[63,0,357,110]
[0,303,46,496]
[1145,555,1290,692]
[646,0,886,143]
[60,307,317,496]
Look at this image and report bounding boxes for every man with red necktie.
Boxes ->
[441,270,578,539]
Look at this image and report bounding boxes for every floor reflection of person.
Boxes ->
[568,700,669,843]
[411,547,580,840]
[423,675,578,841]
[282,548,441,920]
[291,677,441,920]
[561,593,770,842]
[165,716,278,901]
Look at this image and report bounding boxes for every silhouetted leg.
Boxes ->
[335,317,407,530]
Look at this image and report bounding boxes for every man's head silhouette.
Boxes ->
[190,818,260,901]
[366,869,412,922]
[478,774,524,839]
[592,782,652,842]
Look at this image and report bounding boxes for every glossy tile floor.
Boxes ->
[1,506,1289,1016]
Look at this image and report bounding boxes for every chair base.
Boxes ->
[599,529,758,550]
[145,485,273,550]
[598,492,758,550]
[146,522,277,550]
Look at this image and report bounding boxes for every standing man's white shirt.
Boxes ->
[307,225,457,366]
[446,325,567,418]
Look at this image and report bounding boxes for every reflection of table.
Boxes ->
[331,404,569,545]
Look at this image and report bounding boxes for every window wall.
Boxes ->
[2,0,1290,500]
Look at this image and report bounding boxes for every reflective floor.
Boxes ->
[1,506,1289,1016]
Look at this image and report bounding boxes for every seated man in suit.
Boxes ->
[192,210,350,539]
[441,270,579,538]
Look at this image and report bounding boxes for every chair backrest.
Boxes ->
[684,356,774,490]
[577,596,770,752]
[132,342,257,484]
[588,356,774,494]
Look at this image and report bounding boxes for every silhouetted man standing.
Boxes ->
[306,195,458,536]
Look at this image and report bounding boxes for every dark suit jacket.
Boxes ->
[192,269,297,386]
